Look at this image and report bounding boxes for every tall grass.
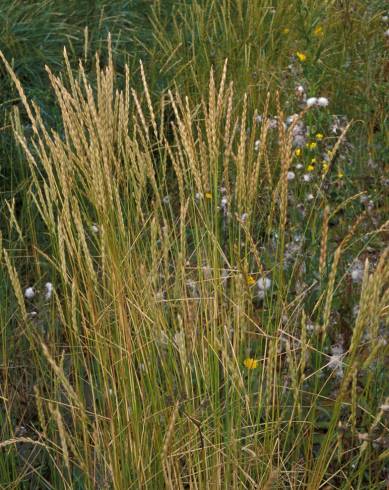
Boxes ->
[0,38,388,487]
[0,0,162,231]
[1,0,388,488]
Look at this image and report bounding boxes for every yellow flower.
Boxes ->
[295,148,302,157]
[313,26,324,38]
[315,133,324,140]
[246,276,256,286]
[283,28,290,34]
[322,163,329,173]
[337,171,344,178]
[307,164,315,172]
[244,358,259,369]
[306,141,317,150]
[296,51,307,62]
[205,192,212,199]
[310,157,317,164]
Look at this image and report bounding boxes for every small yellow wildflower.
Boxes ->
[246,276,256,286]
[337,171,344,178]
[295,148,302,157]
[244,358,259,369]
[315,133,324,140]
[313,26,324,38]
[322,163,329,173]
[283,28,290,34]
[296,51,307,62]
[205,192,212,199]
[311,158,317,164]
[307,164,315,172]
[306,141,317,150]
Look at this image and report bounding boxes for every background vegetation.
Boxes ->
[0,0,388,488]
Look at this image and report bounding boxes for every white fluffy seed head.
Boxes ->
[287,171,295,181]
[44,282,53,300]
[351,268,364,283]
[317,97,329,107]
[24,287,35,299]
[257,277,271,290]
[350,260,364,283]
[306,97,318,107]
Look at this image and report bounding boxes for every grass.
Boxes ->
[0,0,388,488]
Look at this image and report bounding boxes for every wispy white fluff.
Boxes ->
[317,97,329,107]
[44,282,53,300]
[24,287,35,299]
[350,260,364,283]
[257,277,271,290]
[287,171,296,181]
[306,97,318,107]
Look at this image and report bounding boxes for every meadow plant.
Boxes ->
[0,42,388,488]
[0,0,388,488]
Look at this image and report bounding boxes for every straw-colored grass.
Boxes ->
[0,1,388,488]
[0,42,388,488]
